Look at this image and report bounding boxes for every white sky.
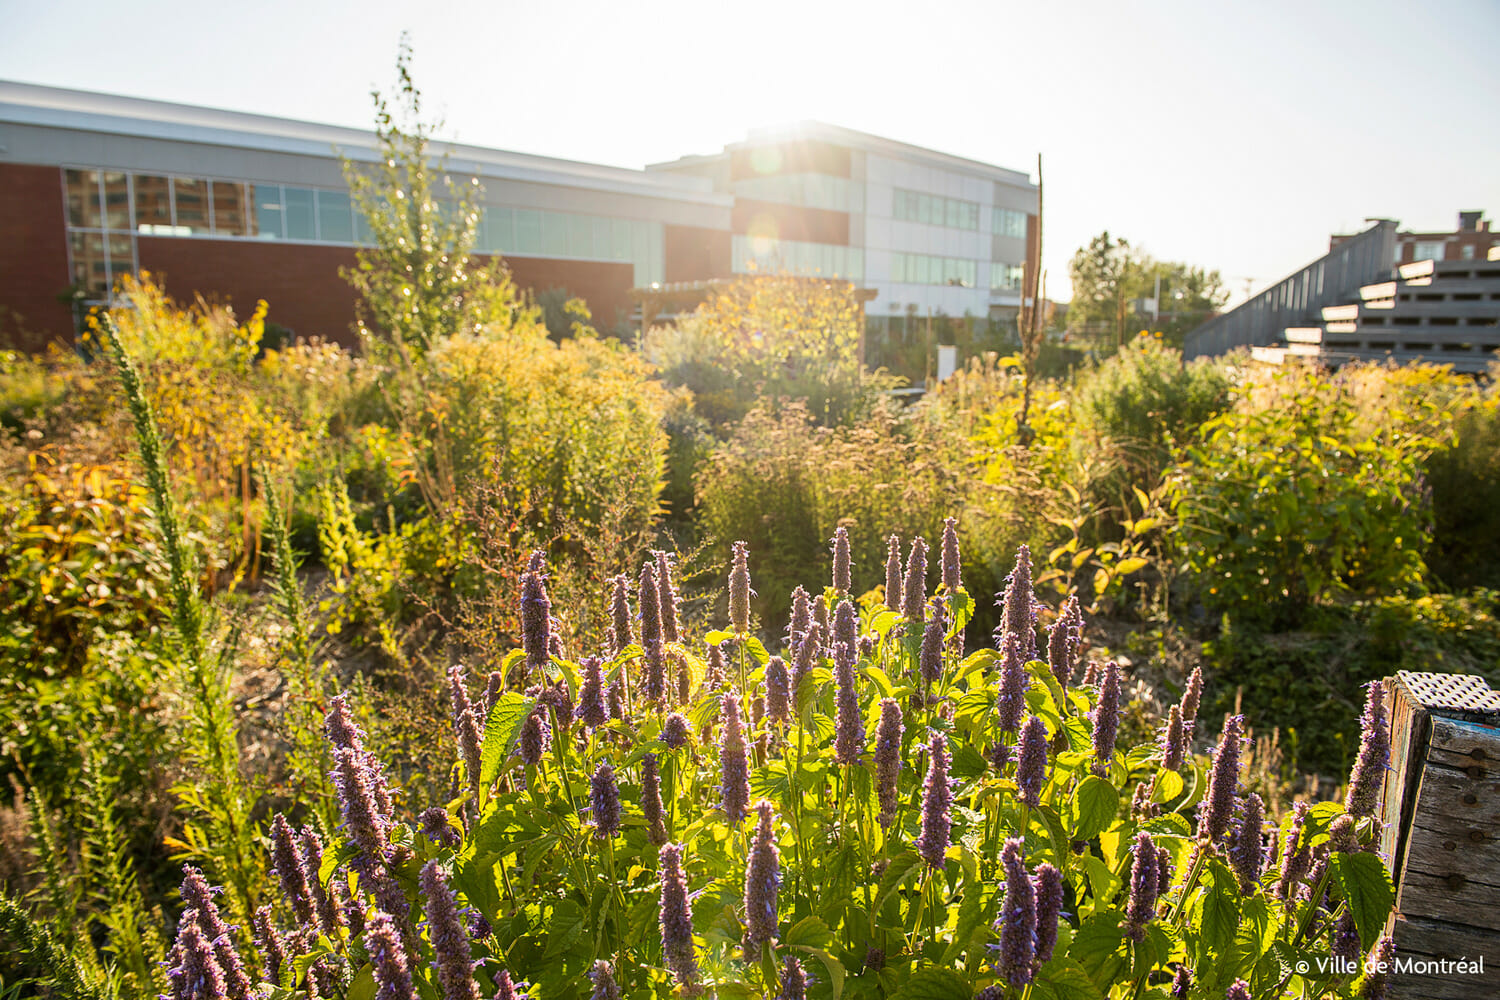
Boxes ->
[3,0,1497,304]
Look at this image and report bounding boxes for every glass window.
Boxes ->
[102,172,130,230]
[945,199,961,229]
[70,232,108,296]
[1461,244,1476,260]
[485,207,513,253]
[353,207,373,246]
[592,217,612,260]
[134,175,172,230]
[966,203,980,230]
[542,212,568,256]
[211,180,246,236]
[567,214,591,257]
[249,184,282,239]
[284,187,315,240]
[611,218,631,260]
[316,190,353,243]
[65,169,101,228]
[174,178,210,234]
[108,234,134,283]
[1412,241,1445,262]
[515,210,542,254]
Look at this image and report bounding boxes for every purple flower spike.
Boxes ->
[420,861,480,1000]
[576,656,608,729]
[249,906,286,988]
[1156,846,1174,898]
[995,838,1036,985]
[1180,666,1203,737]
[999,546,1038,664]
[1230,793,1265,894]
[705,641,727,690]
[520,552,552,674]
[766,656,791,724]
[171,919,228,1000]
[654,550,681,645]
[833,643,864,765]
[813,594,830,642]
[643,753,668,846]
[1363,936,1394,1000]
[1332,910,1360,963]
[1160,704,1186,772]
[778,957,808,1000]
[1277,802,1311,901]
[916,730,952,869]
[366,908,415,1000]
[1225,981,1251,1000]
[941,517,961,593]
[920,600,947,688]
[874,699,904,828]
[483,671,504,718]
[833,599,858,662]
[658,843,698,989]
[298,827,344,936]
[180,866,253,1000]
[719,691,751,823]
[421,806,461,850]
[1016,715,1049,808]
[450,666,485,801]
[787,586,813,647]
[831,527,852,596]
[1033,862,1063,966]
[662,712,691,750]
[639,561,663,650]
[1124,831,1159,941]
[1045,616,1071,693]
[519,708,550,769]
[590,761,622,838]
[1345,681,1390,819]
[743,802,781,951]
[269,813,316,930]
[1090,661,1120,774]
[791,622,822,705]
[493,970,524,1000]
[884,535,904,612]
[1170,966,1192,999]
[729,540,753,635]
[589,961,621,1000]
[609,574,633,655]
[902,538,929,625]
[1198,714,1245,845]
[997,631,1029,734]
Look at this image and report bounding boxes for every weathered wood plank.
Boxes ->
[1398,867,1500,931]
[1390,915,1500,999]
[1381,676,1429,873]
[1428,715,1500,780]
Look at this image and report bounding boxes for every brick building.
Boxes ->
[0,82,1039,355]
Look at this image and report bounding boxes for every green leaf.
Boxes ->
[1197,861,1241,962]
[1067,777,1119,842]
[941,885,987,965]
[784,915,833,950]
[544,899,587,958]
[743,636,770,668]
[873,851,923,916]
[1067,912,1127,990]
[704,629,734,646]
[792,946,848,1000]
[1080,854,1121,909]
[1032,957,1107,1000]
[480,693,536,788]
[1331,851,1395,950]
[891,966,969,1000]
[345,966,376,1000]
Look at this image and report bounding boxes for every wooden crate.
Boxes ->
[1379,671,1500,999]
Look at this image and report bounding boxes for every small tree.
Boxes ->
[342,35,531,362]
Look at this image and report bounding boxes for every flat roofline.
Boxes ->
[0,80,731,207]
[650,120,1036,188]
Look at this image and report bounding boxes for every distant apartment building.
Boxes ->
[0,82,1039,355]
[1332,211,1500,267]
